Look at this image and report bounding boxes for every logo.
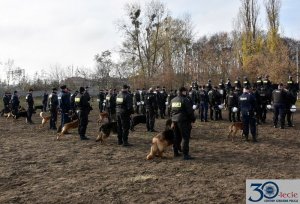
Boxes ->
[246,180,299,204]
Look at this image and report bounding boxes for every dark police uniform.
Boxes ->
[208,88,222,121]
[98,90,105,113]
[171,90,196,160]
[70,91,79,112]
[48,90,59,129]
[257,87,268,123]
[243,77,251,88]
[225,79,232,93]
[116,88,134,146]
[2,92,11,114]
[234,78,242,89]
[105,90,117,121]
[167,90,176,118]
[272,87,288,129]
[145,90,158,132]
[75,88,90,140]
[199,87,209,122]
[60,87,71,128]
[26,91,34,124]
[226,89,239,122]
[42,92,48,112]
[239,91,257,142]
[11,92,20,116]
[286,77,299,127]
[134,90,141,114]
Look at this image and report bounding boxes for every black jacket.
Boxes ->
[171,95,195,123]
[116,91,134,115]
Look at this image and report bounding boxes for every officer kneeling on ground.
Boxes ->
[238,87,257,142]
[75,87,90,140]
[171,87,196,160]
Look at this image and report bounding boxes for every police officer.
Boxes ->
[75,87,90,140]
[167,89,176,118]
[234,77,242,89]
[2,91,11,115]
[11,91,20,116]
[59,85,71,128]
[145,87,158,132]
[257,86,268,123]
[225,78,232,93]
[70,90,79,112]
[189,83,199,106]
[233,87,242,121]
[26,88,34,124]
[199,85,209,122]
[208,86,222,121]
[116,85,134,146]
[134,89,141,114]
[226,87,239,122]
[105,89,117,121]
[48,88,59,130]
[171,87,196,160]
[243,76,251,88]
[286,76,298,127]
[239,87,257,142]
[140,88,147,115]
[42,91,48,112]
[97,89,105,112]
[255,76,263,89]
[272,83,287,129]
[206,79,212,92]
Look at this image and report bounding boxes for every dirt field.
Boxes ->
[0,103,299,204]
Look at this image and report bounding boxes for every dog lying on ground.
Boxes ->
[39,112,51,128]
[95,121,118,143]
[56,119,79,140]
[97,112,110,124]
[228,122,243,142]
[130,114,146,131]
[146,119,174,160]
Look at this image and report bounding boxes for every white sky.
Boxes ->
[0,0,299,79]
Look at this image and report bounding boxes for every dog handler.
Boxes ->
[238,87,257,142]
[26,88,34,124]
[75,87,90,140]
[171,86,196,160]
[116,84,134,146]
[48,88,59,130]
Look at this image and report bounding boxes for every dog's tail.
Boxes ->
[40,112,46,119]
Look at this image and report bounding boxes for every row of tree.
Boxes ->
[1,0,299,92]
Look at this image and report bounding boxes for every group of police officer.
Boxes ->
[1,75,298,159]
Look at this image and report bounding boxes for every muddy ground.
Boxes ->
[0,103,299,204]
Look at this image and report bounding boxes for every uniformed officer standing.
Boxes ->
[75,87,90,140]
[97,90,105,113]
[26,88,34,124]
[48,88,59,130]
[2,92,11,114]
[167,89,176,118]
[70,90,79,112]
[198,85,209,122]
[59,85,71,128]
[171,87,196,160]
[11,91,20,116]
[243,76,251,88]
[42,91,48,112]
[105,89,117,121]
[257,86,268,123]
[272,83,288,129]
[226,87,239,122]
[134,89,141,114]
[286,76,299,127]
[225,78,232,93]
[234,77,242,89]
[145,88,158,132]
[239,87,257,142]
[116,85,134,146]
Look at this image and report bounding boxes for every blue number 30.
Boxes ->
[249,183,264,202]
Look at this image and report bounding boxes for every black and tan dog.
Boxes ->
[97,112,110,124]
[146,119,174,160]
[228,122,243,142]
[130,114,146,131]
[95,121,118,143]
[56,120,79,140]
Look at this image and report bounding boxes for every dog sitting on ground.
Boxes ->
[228,122,243,142]
[146,119,175,160]
[97,112,110,124]
[130,114,146,131]
[39,112,51,128]
[56,119,79,140]
[95,121,118,143]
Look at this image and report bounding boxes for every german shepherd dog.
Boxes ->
[228,122,243,142]
[39,112,51,128]
[130,114,146,131]
[95,121,118,143]
[146,119,174,160]
[56,120,79,140]
[97,112,110,124]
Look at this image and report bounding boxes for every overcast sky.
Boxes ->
[0,0,299,78]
